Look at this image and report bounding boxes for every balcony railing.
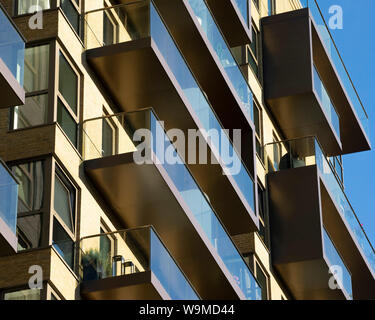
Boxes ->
[0,159,18,235]
[80,226,199,300]
[0,4,24,86]
[84,1,256,215]
[188,0,253,120]
[265,136,375,277]
[83,108,262,300]
[298,0,369,138]
[313,64,340,138]
[322,227,352,299]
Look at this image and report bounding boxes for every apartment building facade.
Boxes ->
[0,0,373,300]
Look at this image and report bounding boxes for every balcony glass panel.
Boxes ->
[188,0,253,120]
[80,227,199,300]
[82,109,262,300]
[265,137,375,277]
[0,160,18,234]
[84,1,256,215]
[0,6,24,85]
[313,65,340,138]
[322,227,352,299]
[233,0,250,27]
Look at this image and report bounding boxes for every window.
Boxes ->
[3,288,41,300]
[57,52,79,147]
[57,98,78,146]
[256,262,269,300]
[17,0,51,15]
[52,168,77,269]
[100,227,114,278]
[253,101,263,162]
[17,214,42,251]
[59,53,78,114]
[12,161,44,213]
[11,44,50,130]
[247,25,260,79]
[102,116,115,157]
[53,218,75,268]
[257,183,269,249]
[271,133,281,171]
[54,171,75,233]
[103,11,115,46]
[60,0,81,36]
[11,160,44,251]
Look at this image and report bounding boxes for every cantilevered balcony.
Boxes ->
[84,1,258,235]
[265,137,375,299]
[152,0,255,169]
[0,4,25,108]
[0,159,19,255]
[83,109,261,300]
[80,226,199,300]
[262,3,370,155]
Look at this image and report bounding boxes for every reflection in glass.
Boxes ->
[24,45,49,93]
[11,161,44,214]
[12,94,48,129]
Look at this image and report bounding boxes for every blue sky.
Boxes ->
[315,0,375,245]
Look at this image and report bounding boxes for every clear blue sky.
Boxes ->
[315,0,375,245]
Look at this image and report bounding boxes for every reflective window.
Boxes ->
[12,161,44,213]
[57,98,77,147]
[61,0,80,35]
[53,218,75,268]
[3,288,41,300]
[17,0,51,15]
[54,171,75,232]
[12,44,49,130]
[59,53,78,114]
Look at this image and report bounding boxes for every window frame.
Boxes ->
[10,42,54,131]
[52,167,77,240]
[253,100,264,163]
[246,23,260,80]
[56,47,81,148]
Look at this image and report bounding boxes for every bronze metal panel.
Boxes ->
[80,271,169,300]
[153,0,256,173]
[262,8,370,155]
[320,182,375,299]
[262,9,341,156]
[268,165,347,300]
[86,38,258,235]
[84,153,244,300]
[0,57,25,108]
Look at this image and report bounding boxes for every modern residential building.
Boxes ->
[0,0,373,300]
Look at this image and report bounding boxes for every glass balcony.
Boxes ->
[0,5,24,86]
[188,0,253,120]
[0,159,18,236]
[83,108,262,300]
[265,136,375,278]
[300,0,369,138]
[322,227,352,299]
[80,226,199,300]
[84,1,256,217]
[313,65,340,138]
